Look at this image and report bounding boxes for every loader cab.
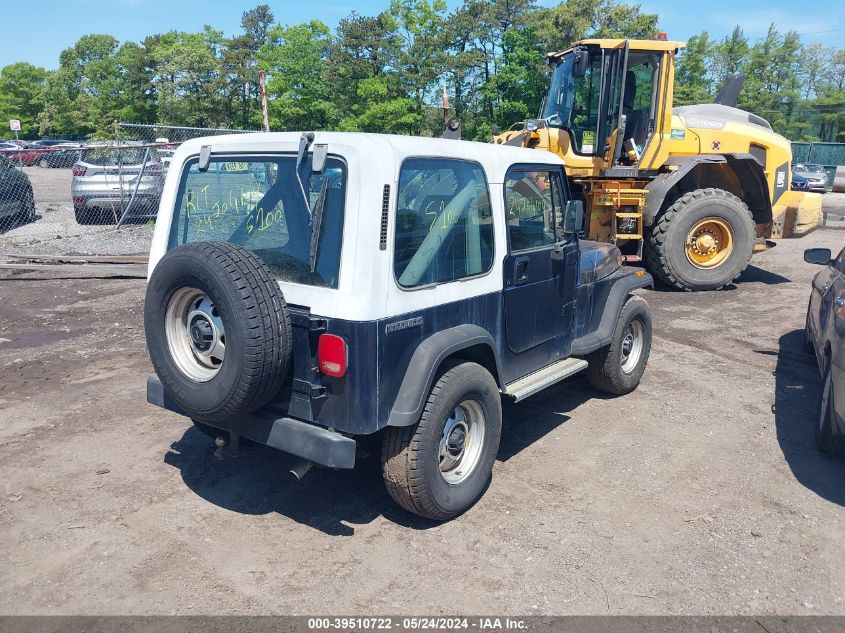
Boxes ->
[542,38,681,173]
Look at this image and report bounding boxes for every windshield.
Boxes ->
[796,163,824,173]
[170,154,346,288]
[542,49,604,154]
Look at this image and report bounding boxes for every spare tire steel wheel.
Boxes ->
[145,242,292,422]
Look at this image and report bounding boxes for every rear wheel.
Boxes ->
[645,188,755,291]
[74,204,94,225]
[381,362,502,520]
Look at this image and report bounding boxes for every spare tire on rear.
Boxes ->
[144,241,292,422]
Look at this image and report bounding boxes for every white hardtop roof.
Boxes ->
[177,131,564,182]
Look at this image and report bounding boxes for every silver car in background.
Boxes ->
[793,163,828,193]
[71,145,164,224]
[157,148,175,171]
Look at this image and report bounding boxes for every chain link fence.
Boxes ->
[0,124,251,261]
[3,131,839,263]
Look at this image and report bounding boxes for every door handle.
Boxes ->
[514,258,530,285]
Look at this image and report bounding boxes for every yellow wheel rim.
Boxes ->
[685,218,734,269]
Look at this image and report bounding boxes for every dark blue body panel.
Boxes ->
[276,250,650,436]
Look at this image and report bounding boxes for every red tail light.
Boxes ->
[317,334,348,378]
[72,164,86,176]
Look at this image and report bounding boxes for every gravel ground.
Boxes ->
[0,167,154,257]
[0,195,844,616]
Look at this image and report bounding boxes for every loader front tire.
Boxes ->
[645,188,755,291]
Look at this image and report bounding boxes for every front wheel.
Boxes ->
[645,188,755,291]
[381,362,502,521]
[18,189,35,223]
[817,366,845,454]
[805,303,816,354]
[586,295,652,395]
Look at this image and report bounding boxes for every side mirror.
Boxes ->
[491,125,500,135]
[573,47,589,78]
[804,248,831,265]
[563,200,584,235]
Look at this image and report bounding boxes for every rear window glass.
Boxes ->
[85,147,159,165]
[796,163,823,173]
[170,154,346,289]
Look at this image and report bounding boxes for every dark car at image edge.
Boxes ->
[804,246,845,453]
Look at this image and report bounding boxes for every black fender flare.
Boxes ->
[386,324,502,427]
[570,267,653,356]
[644,154,772,226]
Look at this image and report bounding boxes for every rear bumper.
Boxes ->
[147,376,357,469]
[74,193,160,207]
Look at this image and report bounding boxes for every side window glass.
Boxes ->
[628,60,657,111]
[394,158,493,288]
[505,170,558,251]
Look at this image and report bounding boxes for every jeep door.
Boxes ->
[502,166,578,360]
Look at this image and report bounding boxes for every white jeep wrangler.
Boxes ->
[145,131,653,520]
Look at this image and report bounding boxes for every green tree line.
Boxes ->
[0,0,841,142]
[675,24,845,141]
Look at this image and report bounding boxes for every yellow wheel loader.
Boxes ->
[493,36,821,291]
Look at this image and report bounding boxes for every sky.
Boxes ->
[0,0,843,70]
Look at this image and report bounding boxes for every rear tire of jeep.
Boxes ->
[586,295,652,395]
[381,362,502,521]
[645,188,755,291]
[145,241,292,422]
